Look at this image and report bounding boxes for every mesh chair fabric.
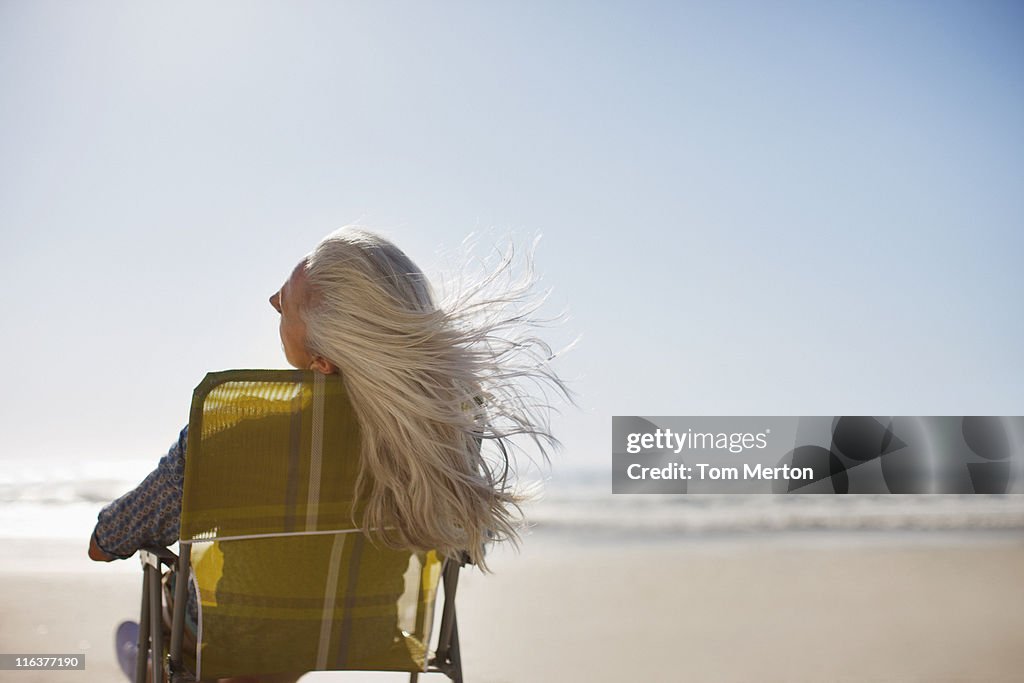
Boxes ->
[181,371,364,541]
[180,370,442,679]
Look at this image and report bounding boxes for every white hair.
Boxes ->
[301,226,570,569]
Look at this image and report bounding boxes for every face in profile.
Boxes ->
[270,260,317,370]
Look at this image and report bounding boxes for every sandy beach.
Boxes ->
[1,529,1022,683]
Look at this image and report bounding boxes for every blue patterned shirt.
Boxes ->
[93,427,188,558]
[92,426,200,626]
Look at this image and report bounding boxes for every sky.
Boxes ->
[1,0,1022,476]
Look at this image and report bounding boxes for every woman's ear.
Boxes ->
[310,355,338,375]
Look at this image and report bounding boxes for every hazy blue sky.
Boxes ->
[2,1,1022,474]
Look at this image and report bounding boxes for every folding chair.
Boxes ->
[135,370,466,682]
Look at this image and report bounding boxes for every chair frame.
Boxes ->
[136,544,466,683]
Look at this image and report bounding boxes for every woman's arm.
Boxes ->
[87,427,188,561]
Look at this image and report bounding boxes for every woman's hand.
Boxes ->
[88,532,116,562]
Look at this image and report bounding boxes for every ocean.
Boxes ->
[2,459,1023,543]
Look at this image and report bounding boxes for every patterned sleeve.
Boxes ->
[92,426,188,559]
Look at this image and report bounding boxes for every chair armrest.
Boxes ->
[138,545,178,570]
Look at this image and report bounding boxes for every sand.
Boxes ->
[1,530,1022,683]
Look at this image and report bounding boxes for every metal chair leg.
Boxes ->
[429,558,465,682]
[148,563,163,683]
[137,570,151,683]
[168,545,191,682]
[140,548,170,683]
[434,560,460,663]
[449,615,463,683]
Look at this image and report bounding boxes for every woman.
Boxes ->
[89,226,570,680]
